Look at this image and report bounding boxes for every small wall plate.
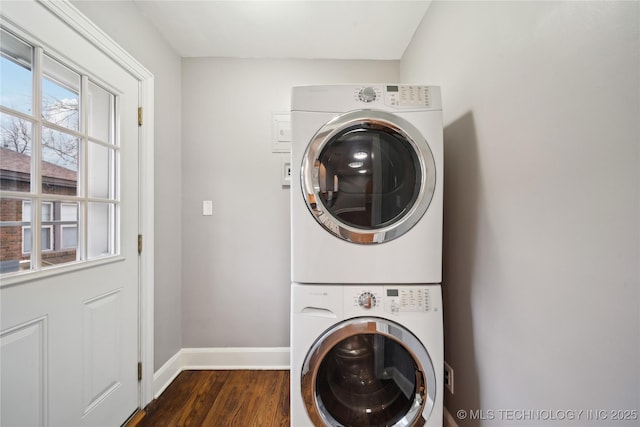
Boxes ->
[281,157,291,186]
[272,112,291,153]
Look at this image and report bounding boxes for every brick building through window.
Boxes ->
[0,146,78,272]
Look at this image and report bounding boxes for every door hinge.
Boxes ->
[138,362,142,381]
[138,234,142,255]
[138,107,143,126]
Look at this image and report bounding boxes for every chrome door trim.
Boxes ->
[301,109,437,244]
[301,317,437,427]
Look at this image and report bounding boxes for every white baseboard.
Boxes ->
[152,350,184,398]
[153,347,290,398]
[444,407,460,427]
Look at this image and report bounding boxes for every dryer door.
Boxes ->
[301,110,436,244]
[301,317,437,427]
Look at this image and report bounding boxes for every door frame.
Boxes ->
[39,0,155,408]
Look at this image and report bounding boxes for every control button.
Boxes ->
[390,300,400,314]
[358,87,377,103]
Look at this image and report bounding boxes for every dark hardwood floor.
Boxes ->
[135,370,290,426]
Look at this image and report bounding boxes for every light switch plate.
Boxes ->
[202,200,213,216]
[272,112,291,153]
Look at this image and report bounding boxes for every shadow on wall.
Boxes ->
[442,111,481,426]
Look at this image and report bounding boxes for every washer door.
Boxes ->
[301,317,437,427]
[301,110,436,244]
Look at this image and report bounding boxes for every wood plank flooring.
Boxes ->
[135,370,290,427]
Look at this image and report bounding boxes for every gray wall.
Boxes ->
[401,1,639,425]
[72,1,183,371]
[181,58,399,347]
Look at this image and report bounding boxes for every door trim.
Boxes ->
[38,0,155,408]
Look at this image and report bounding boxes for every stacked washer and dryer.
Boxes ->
[290,85,444,427]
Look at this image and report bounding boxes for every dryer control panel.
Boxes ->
[347,286,437,314]
[351,85,433,108]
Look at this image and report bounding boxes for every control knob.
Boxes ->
[358,292,376,309]
[358,87,377,103]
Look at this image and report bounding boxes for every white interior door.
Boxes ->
[1,1,140,425]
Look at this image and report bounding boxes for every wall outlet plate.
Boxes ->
[444,361,454,394]
[281,157,291,186]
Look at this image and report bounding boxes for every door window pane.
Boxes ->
[41,127,79,195]
[60,202,78,221]
[0,29,32,115]
[88,142,114,199]
[88,202,114,259]
[61,225,78,249]
[41,202,53,221]
[42,54,79,132]
[1,113,32,192]
[21,201,54,254]
[60,203,79,250]
[22,200,53,221]
[23,226,52,253]
[21,227,33,252]
[88,81,114,143]
[41,200,77,267]
[0,196,31,273]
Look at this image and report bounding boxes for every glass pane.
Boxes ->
[61,225,78,249]
[41,202,53,221]
[60,202,78,221]
[87,202,114,259]
[318,128,420,229]
[41,127,78,195]
[88,81,114,143]
[316,333,416,426]
[22,227,32,252]
[21,201,53,221]
[88,142,114,199]
[0,197,31,273]
[0,29,33,115]
[1,112,32,192]
[41,200,78,268]
[60,202,79,250]
[41,226,52,251]
[42,54,79,132]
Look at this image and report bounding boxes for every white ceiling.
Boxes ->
[132,0,431,60]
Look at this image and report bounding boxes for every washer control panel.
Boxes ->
[348,286,435,314]
[385,287,431,313]
[385,85,431,107]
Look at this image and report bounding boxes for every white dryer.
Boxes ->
[291,85,443,284]
[290,283,444,427]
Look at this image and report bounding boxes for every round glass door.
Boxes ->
[301,317,436,427]
[301,110,436,244]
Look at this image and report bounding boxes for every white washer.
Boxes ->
[290,283,444,427]
[291,84,443,284]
